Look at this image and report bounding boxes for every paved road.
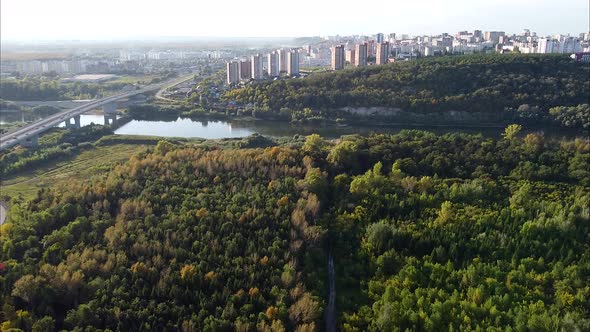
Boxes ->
[154,74,197,102]
[0,79,176,151]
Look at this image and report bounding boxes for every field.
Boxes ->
[0,144,148,200]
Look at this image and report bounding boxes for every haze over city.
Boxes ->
[1,0,588,41]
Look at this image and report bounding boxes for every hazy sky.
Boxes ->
[1,0,588,41]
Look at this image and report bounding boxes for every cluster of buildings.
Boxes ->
[120,50,229,61]
[225,29,590,82]
[226,49,300,84]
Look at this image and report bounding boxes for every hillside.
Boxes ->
[1,130,589,330]
[224,54,589,128]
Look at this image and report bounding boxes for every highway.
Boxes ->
[0,79,175,151]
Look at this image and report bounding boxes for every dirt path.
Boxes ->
[0,201,7,225]
[325,251,336,332]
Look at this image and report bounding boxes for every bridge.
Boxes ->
[0,75,193,151]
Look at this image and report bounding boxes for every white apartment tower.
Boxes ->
[537,38,555,53]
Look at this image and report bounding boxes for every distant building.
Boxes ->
[376,33,384,43]
[331,44,345,70]
[278,49,288,73]
[251,54,263,80]
[239,60,251,80]
[367,40,376,57]
[560,37,581,53]
[484,31,505,43]
[287,50,299,76]
[226,61,239,84]
[267,51,279,77]
[473,30,483,40]
[345,49,355,63]
[355,43,367,66]
[537,38,555,53]
[376,42,390,65]
[424,46,434,57]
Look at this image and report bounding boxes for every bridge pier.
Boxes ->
[65,115,81,129]
[104,114,117,126]
[21,134,39,148]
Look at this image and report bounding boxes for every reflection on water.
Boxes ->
[114,118,256,139]
[1,111,580,140]
[114,116,509,139]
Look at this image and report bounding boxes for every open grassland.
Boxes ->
[0,144,148,200]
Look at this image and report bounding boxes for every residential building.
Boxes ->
[560,37,581,53]
[367,40,375,57]
[345,49,355,63]
[484,31,505,43]
[376,33,384,43]
[226,61,239,84]
[376,42,390,65]
[287,50,299,76]
[267,51,279,77]
[278,49,288,73]
[239,60,252,80]
[537,38,555,53]
[251,54,263,79]
[355,43,367,66]
[331,44,345,70]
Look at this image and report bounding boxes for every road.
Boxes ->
[0,79,176,151]
[154,74,197,102]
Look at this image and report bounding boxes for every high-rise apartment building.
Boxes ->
[367,40,376,57]
[355,43,367,66]
[239,60,251,80]
[267,51,279,77]
[287,50,299,76]
[226,61,239,84]
[376,42,390,65]
[484,31,505,43]
[331,44,345,70]
[376,33,384,43]
[251,54,263,79]
[537,38,555,53]
[278,49,288,73]
[345,49,355,63]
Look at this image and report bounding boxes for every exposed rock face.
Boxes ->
[337,106,404,116]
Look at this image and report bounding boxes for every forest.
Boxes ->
[224,54,589,129]
[0,77,127,101]
[1,127,588,331]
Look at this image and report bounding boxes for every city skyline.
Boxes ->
[1,0,588,42]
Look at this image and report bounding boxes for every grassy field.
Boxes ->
[0,144,149,201]
[106,75,158,85]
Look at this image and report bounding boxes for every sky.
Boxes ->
[1,0,588,41]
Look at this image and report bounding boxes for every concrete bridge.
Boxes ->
[0,81,170,150]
